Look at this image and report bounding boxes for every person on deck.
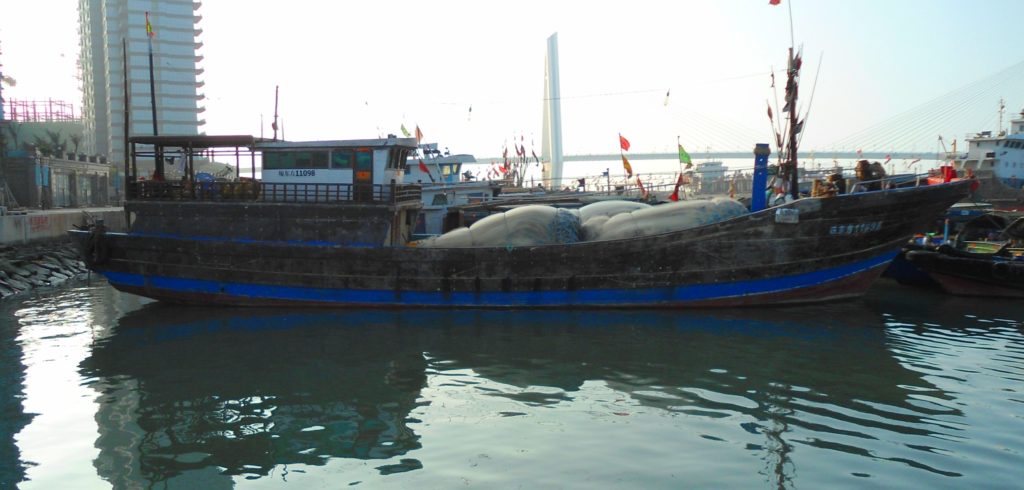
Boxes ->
[853,160,879,192]
[870,161,889,189]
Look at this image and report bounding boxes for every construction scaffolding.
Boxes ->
[2,99,80,122]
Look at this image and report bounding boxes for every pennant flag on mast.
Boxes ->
[769,0,781,6]
[678,137,692,168]
[145,11,155,38]
[400,124,411,137]
[619,134,631,152]
[663,89,670,107]
[621,154,633,178]
[636,177,648,200]
[415,125,423,144]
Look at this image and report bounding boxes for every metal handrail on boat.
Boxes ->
[128,181,422,205]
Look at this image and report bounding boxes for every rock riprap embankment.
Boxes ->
[0,242,89,299]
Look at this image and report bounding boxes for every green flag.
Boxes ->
[678,143,692,168]
[400,124,411,138]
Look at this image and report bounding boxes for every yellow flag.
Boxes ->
[145,12,155,38]
[621,154,633,178]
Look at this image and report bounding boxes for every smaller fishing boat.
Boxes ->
[905,213,1024,297]
[404,143,501,236]
[882,202,996,287]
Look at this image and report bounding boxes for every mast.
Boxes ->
[145,12,163,180]
[122,38,131,187]
[785,47,801,200]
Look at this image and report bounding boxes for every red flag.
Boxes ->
[884,154,892,163]
[770,0,781,5]
[418,160,434,183]
[415,125,423,144]
[669,173,684,201]
[636,177,648,200]
[619,134,630,151]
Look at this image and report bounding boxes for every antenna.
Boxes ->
[272,85,279,140]
[998,97,1006,135]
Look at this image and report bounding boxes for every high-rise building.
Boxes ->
[79,0,204,166]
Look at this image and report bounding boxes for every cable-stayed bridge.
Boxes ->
[493,57,1024,164]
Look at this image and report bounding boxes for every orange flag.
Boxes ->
[415,125,423,144]
[621,154,633,178]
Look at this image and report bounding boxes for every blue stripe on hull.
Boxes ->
[101,252,897,307]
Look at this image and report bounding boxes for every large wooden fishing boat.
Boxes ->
[67,132,970,308]
[69,36,973,308]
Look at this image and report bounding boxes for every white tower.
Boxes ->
[541,33,564,189]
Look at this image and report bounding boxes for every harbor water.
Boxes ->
[1,278,1022,488]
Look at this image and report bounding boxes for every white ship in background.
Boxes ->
[954,105,1024,201]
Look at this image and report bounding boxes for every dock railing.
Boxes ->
[128,181,422,205]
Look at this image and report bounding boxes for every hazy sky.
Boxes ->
[3,0,1024,159]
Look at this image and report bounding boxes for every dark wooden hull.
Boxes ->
[71,182,971,308]
[905,248,1024,298]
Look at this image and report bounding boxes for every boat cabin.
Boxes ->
[404,143,477,186]
[124,134,423,246]
[259,137,416,200]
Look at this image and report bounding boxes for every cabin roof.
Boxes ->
[129,134,257,148]
[256,137,418,151]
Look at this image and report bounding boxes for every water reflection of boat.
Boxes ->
[82,308,429,487]
[80,303,958,487]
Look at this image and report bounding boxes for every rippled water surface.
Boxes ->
[1,280,1021,488]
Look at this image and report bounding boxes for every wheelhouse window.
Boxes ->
[263,150,329,169]
[355,149,373,170]
[331,150,354,169]
[387,148,409,169]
